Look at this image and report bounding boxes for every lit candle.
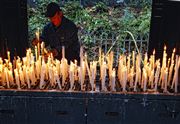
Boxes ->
[162,45,167,68]
[41,42,45,56]
[7,51,10,62]
[171,48,176,64]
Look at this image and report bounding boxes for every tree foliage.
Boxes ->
[28,0,151,44]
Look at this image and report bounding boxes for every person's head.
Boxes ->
[45,2,63,27]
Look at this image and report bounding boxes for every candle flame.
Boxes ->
[164,45,167,51]
[173,48,176,53]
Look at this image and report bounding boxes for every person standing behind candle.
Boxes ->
[32,2,80,64]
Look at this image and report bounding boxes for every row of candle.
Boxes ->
[0,42,179,93]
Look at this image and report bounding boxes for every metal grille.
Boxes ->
[78,29,149,62]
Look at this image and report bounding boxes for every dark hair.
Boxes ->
[45,2,61,17]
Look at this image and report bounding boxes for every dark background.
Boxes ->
[149,0,180,58]
[0,0,28,59]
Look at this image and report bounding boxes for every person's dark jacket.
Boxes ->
[41,16,80,63]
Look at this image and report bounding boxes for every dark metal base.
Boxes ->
[0,90,180,124]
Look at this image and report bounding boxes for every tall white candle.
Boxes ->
[69,62,75,91]
[168,63,174,85]
[171,48,176,64]
[7,51,10,62]
[129,67,134,87]
[35,46,38,61]
[14,69,20,89]
[132,51,135,69]
[41,42,45,56]
[134,54,141,91]
[127,54,131,75]
[26,69,31,89]
[79,60,86,91]
[40,61,46,89]
[19,68,25,86]
[101,62,107,91]
[143,68,147,92]
[74,60,78,81]
[55,60,60,76]
[8,70,14,85]
[54,69,61,89]
[62,46,65,59]
[111,68,116,91]
[4,67,10,88]
[174,55,179,93]
[30,66,36,85]
[163,68,168,93]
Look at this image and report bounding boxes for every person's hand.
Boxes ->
[32,38,42,46]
